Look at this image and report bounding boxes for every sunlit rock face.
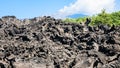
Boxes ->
[0,16,120,68]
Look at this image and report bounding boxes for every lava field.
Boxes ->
[0,16,120,68]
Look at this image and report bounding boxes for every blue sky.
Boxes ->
[0,0,75,19]
[0,0,120,19]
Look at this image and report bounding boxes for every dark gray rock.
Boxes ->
[0,16,119,68]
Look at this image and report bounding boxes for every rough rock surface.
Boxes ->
[0,16,120,68]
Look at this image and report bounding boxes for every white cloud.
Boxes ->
[53,0,115,18]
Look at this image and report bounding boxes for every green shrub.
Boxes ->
[63,10,120,26]
[90,10,120,26]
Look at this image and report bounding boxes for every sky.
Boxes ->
[0,0,120,19]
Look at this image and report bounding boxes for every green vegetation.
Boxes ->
[64,10,120,26]
[63,17,87,24]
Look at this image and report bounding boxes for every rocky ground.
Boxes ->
[0,16,120,68]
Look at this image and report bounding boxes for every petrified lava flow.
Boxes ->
[0,16,120,68]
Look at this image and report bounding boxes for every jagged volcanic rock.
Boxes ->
[0,16,120,68]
